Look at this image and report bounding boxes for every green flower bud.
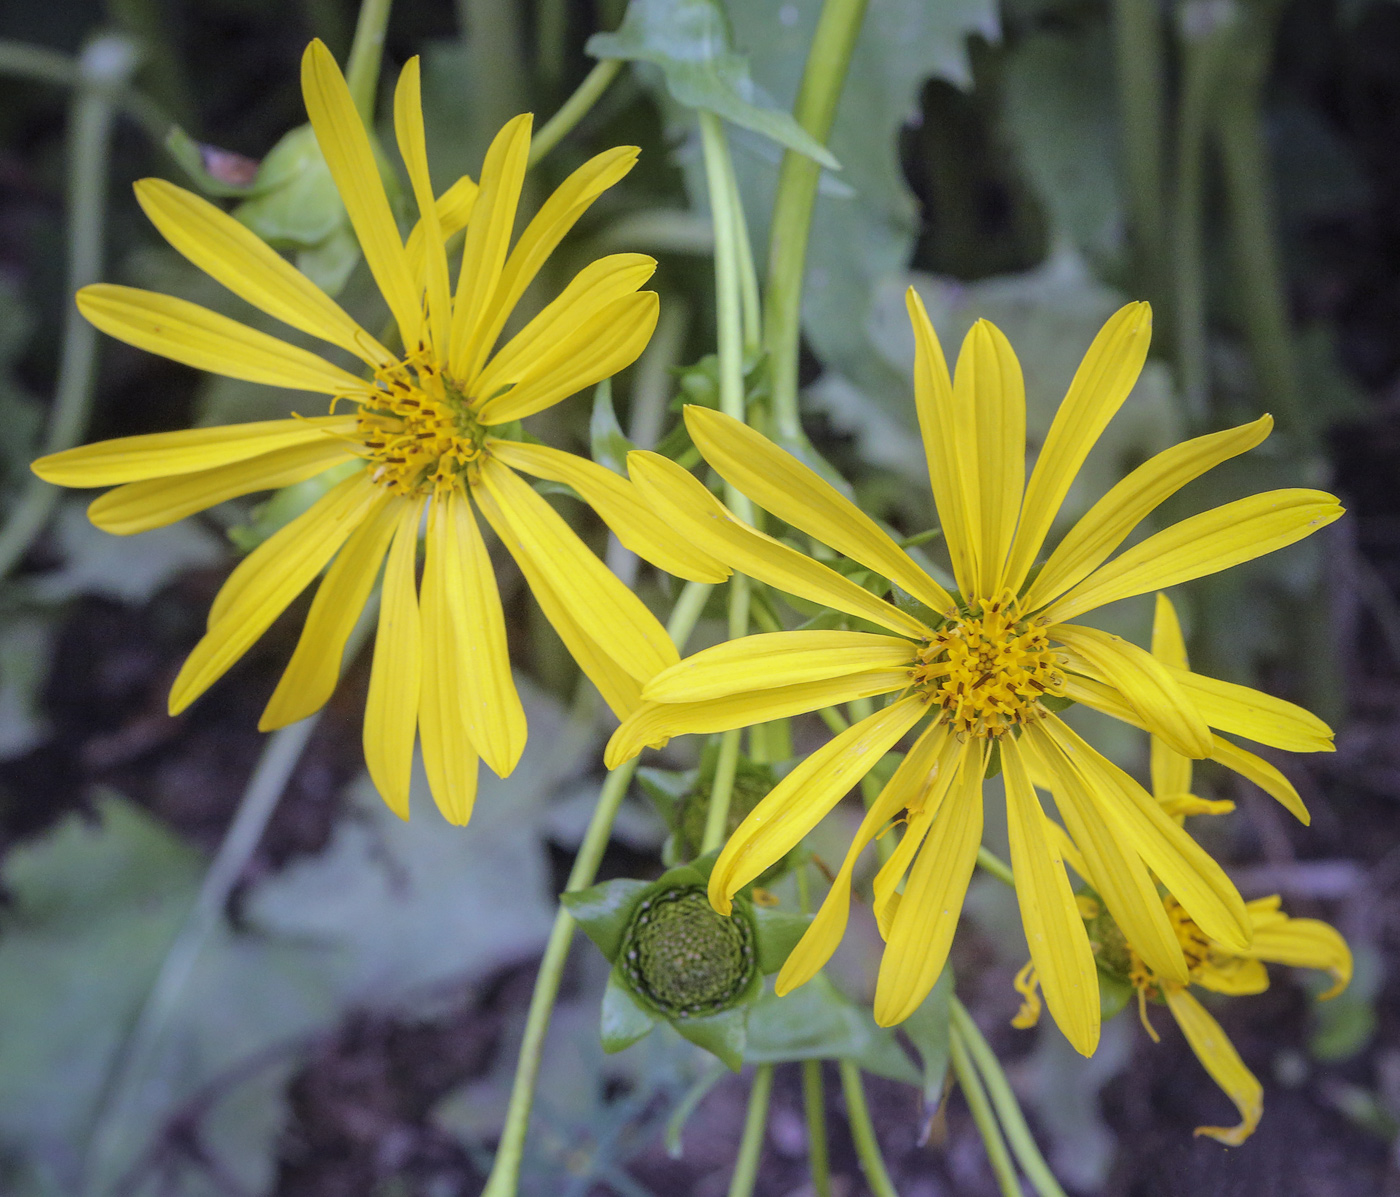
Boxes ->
[621,887,756,1019]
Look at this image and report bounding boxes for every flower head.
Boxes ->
[32,40,726,825]
[606,294,1340,1055]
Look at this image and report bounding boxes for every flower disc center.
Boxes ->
[623,888,756,1018]
[356,356,485,495]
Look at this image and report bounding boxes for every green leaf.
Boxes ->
[902,968,954,1105]
[226,459,367,553]
[672,1004,749,1071]
[587,0,840,169]
[1097,969,1134,1022]
[561,878,654,963]
[590,378,637,476]
[751,906,812,974]
[164,125,264,198]
[601,967,659,1053]
[234,125,346,249]
[636,765,698,825]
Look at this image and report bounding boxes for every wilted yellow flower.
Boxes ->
[32,41,725,824]
[606,294,1339,1055]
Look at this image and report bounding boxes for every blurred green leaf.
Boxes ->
[671,1003,749,1070]
[752,905,811,974]
[901,967,954,1105]
[601,968,659,1053]
[590,379,637,475]
[564,878,655,962]
[164,125,264,199]
[227,460,367,553]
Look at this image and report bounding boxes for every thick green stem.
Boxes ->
[528,59,622,167]
[482,582,711,1197]
[803,1060,833,1197]
[838,1060,898,1197]
[950,1026,1021,1197]
[764,0,869,444]
[344,0,395,122]
[0,35,137,584]
[727,1064,774,1197]
[702,726,742,855]
[976,846,1015,888]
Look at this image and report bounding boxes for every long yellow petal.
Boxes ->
[684,407,957,616]
[134,178,392,367]
[643,630,916,703]
[418,492,481,825]
[77,286,374,397]
[1167,665,1334,753]
[873,743,986,1026]
[1024,416,1274,611]
[405,175,479,283]
[708,696,929,915]
[906,289,978,596]
[1041,489,1344,625]
[169,471,378,713]
[605,670,912,768]
[448,114,532,376]
[1243,914,1352,999]
[1150,593,1193,799]
[1003,302,1152,593]
[627,451,928,638]
[475,291,659,424]
[301,40,421,348]
[475,457,676,681]
[364,497,424,820]
[393,57,452,356]
[1054,623,1213,758]
[260,489,399,729]
[776,722,950,996]
[1163,985,1263,1146]
[88,438,355,534]
[487,439,728,583]
[1002,738,1100,1056]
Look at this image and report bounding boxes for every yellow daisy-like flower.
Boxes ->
[605,292,1340,1055]
[31,40,726,825]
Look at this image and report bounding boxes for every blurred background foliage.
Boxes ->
[0,0,1398,1193]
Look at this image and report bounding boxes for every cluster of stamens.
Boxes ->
[910,594,1066,738]
[1128,896,1213,999]
[351,351,486,496]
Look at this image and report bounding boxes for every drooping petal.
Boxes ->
[627,450,928,638]
[134,178,393,367]
[1040,489,1344,625]
[1024,416,1273,611]
[1002,302,1152,593]
[364,497,424,820]
[1193,956,1270,995]
[708,696,929,915]
[1241,909,1352,999]
[405,175,479,283]
[683,406,957,616]
[1150,593,1194,799]
[487,438,728,583]
[301,40,422,348]
[393,57,452,356]
[88,438,356,534]
[1162,985,1263,1146]
[1166,665,1335,753]
[77,286,375,397]
[259,488,399,729]
[1002,738,1100,1056]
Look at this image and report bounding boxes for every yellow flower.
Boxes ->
[31,41,726,825]
[604,292,1340,1055]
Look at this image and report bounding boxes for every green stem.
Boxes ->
[977,846,1015,888]
[482,581,711,1197]
[344,0,395,123]
[528,59,622,167]
[0,35,137,585]
[728,1064,774,1197]
[764,0,870,445]
[951,997,1067,1197]
[702,727,742,855]
[725,159,762,358]
[803,1060,833,1197]
[950,1025,1021,1197]
[838,1060,898,1197]
[0,40,168,144]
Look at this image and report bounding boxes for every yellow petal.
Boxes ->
[1003,302,1152,593]
[88,438,355,534]
[627,450,928,638]
[448,114,533,377]
[1193,956,1270,996]
[134,178,392,367]
[393,57,452,356]
[643,630,916,703]
[1167,665,1335,754]
[1041,489,1344,625]
[169,471,378,714]
[906,289,978,596]
[475,457,677,681]
[475,291,659,424]
[260,488,398,730]
[76,285,374,397]
[776,722,951,996]
[1163,985,1263,1146]
[708,696,929,915]
[1024,416,1274,612]
[1002,738,1100,1056]
[301,40,421,348]
[683,406,957,616]
[487,438,728,583]
[1243,913,1352,999]
[405,175,479,283]
[364,497,424,820]
[1150,593,1193,798]
[605,670,912,769]
[872,743,986,1026]
[1054,622,1213,758]
[1158,793,1235,819]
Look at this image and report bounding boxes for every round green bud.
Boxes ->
[621,887,756,1019]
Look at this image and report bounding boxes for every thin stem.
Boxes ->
[838,1060,898,1197]
[725,156,762,358]
[344,0,395,123]
[482,581,712,1197]
[702,727,742,855]
[0,40,169,145]
[977,846,1015,888]
[949,1026,1020,1197]
[803,1060,833,1197]
[764,0,870,445]
[727,1064,774,1197]
[951,997,1068,1197]
[528,59,622,167]
[0,35,138,584]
